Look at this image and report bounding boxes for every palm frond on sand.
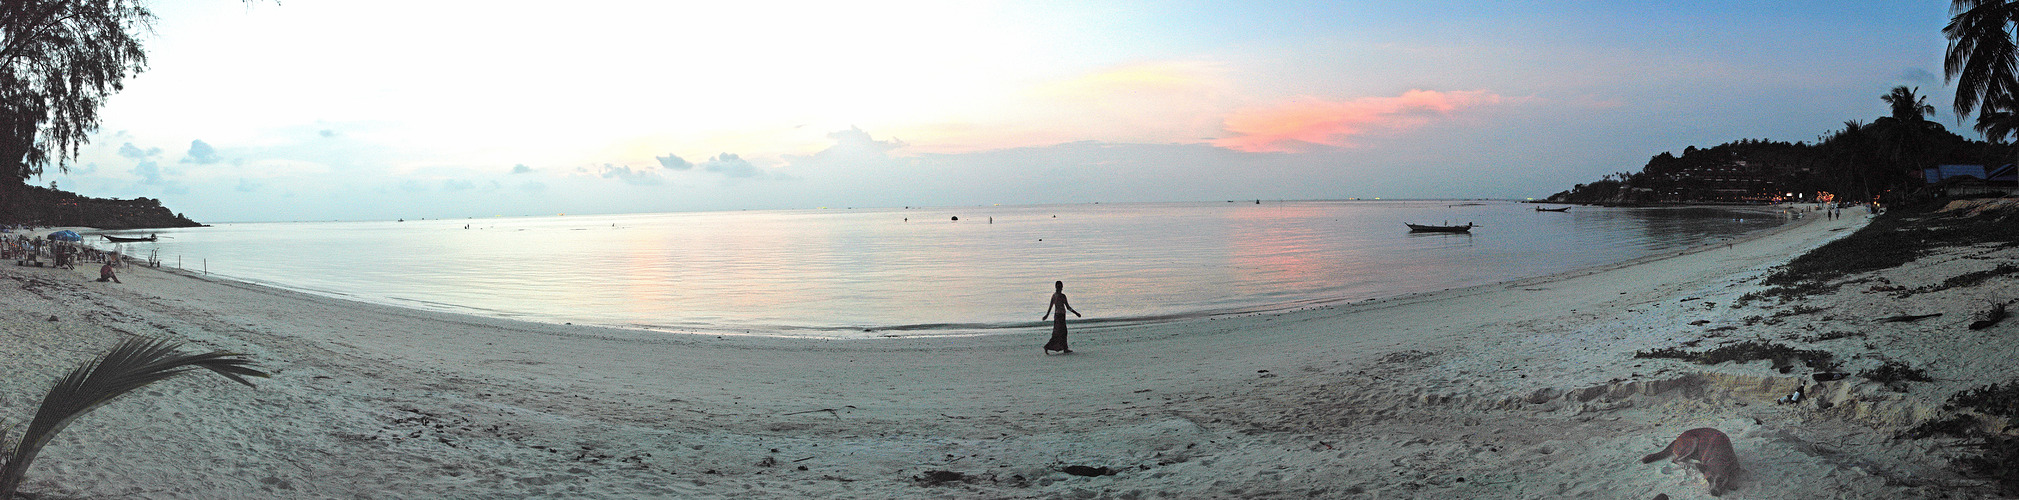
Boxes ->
[0,337,269,497]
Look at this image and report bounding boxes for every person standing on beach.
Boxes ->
[1042,280,1081,354]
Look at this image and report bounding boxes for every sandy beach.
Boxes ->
[0,205,2008,498]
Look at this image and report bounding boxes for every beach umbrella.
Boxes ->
[47,230,80,242]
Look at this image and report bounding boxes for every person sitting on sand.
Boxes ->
[1041,280,1082,354]
[98,261,120,283]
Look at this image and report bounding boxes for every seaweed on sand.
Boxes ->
[1902,264,2019,297]
[1943,381,2019,495]
[1796,330,1863,343]
[1898,414,1980,440]
[1748,200,2019,302]
[1949,381,2019,420]
[1858,360,1933,391]
[1956,435,2019,497]
[1633,340,1838,372]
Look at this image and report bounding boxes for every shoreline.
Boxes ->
[2,203,1997,498]
[117,203,1813,342]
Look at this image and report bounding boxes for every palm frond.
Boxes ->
[1946,0,2019,119]
[0,337,268,497]
[1978,108,2019,143]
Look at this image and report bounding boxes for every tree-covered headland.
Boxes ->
[1547,86,2012,205]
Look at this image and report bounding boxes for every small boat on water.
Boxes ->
[1405,223,1476,233]
[102,234,157,243]
[1535,206,1571,212]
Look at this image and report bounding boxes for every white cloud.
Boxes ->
[600,164,663,185]
[118,143,161,159]
[181,139,223,164]
[656,154,693,170]
[700,153,760,178]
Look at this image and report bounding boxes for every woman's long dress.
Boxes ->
[1044,313,1069,352]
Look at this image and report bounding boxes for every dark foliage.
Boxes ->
[1,0,155,188]
[1548,84,2013,205]
[0,183,200,228]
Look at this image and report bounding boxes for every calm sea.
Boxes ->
[98,201,1792,339]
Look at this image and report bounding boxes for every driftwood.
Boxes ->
[1970,302,2008,331]
[1878,313,1942,323]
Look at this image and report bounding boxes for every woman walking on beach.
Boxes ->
[1042,280,1081,354]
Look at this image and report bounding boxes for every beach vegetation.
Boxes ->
[1631,339,1837,372]
[0,337,267,497]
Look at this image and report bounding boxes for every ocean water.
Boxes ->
[100,201,1793,338]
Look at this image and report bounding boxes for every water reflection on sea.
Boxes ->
[120,201,1792,338]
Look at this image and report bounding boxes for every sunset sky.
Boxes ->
[51,1,1952,222]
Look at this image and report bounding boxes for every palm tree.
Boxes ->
[1821,120,1881,200]
[1873,87,1949,181]
[1882,86,1938,122]
[0,337,268,497]
[1946,0,2019,122]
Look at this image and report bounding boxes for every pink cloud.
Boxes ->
[1213,89,1502,153]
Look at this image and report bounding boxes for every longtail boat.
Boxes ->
[1405,223,1475,233]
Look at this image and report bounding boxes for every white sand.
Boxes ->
[0,205,2005,498]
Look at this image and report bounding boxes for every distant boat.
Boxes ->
[1405,223,1475,233]
[1535,206,1571,212]
[102,234,156,243]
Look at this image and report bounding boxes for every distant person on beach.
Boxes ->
[1041,280,1082,354]
[97,262,120,283]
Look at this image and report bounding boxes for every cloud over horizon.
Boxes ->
[600,164,663,185]
[1213,90,1504,153]
[656,154,694,171]
[700,153,761,178]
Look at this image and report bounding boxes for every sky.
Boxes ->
[44,0,1957,222]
